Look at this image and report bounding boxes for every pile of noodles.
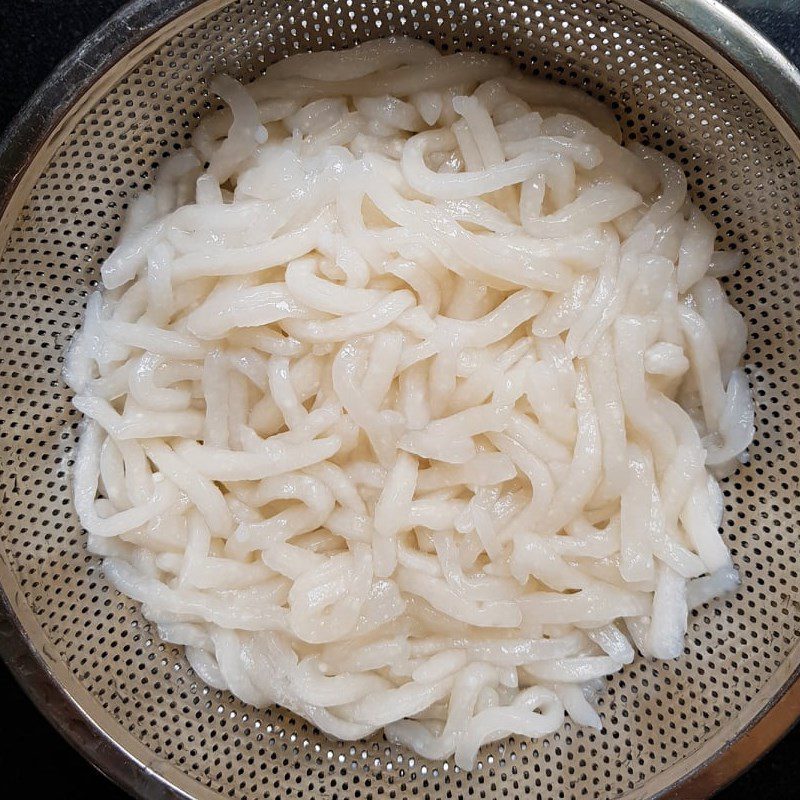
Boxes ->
[65,37,753,768]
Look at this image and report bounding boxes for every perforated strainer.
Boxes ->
[1,0,799,797]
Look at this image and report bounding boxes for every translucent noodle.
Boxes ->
[67,37,753,770]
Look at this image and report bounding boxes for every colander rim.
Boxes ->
[0,1,798,798]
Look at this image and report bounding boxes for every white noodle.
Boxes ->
[68,37,753,770]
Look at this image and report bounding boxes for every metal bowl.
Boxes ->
[1,1,798,797]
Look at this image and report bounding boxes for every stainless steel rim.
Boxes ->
[0,1,798,798]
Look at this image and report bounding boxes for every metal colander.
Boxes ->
[0,1,798,798]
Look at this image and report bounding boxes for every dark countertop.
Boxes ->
[0,1,797,797]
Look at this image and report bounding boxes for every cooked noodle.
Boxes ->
[66,36,753,769]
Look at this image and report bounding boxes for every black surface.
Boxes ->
[0,1,797,798]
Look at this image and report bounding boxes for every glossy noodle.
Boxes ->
[66,37,753,769]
